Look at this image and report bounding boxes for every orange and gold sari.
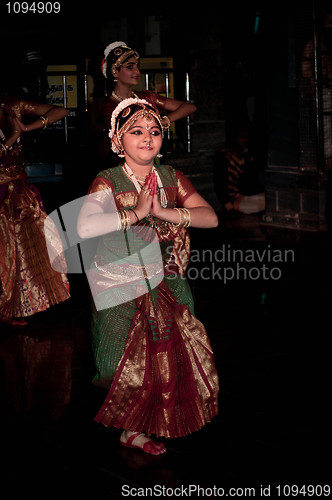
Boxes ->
[0,98,70,319]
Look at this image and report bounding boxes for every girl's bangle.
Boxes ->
[129,208,140,223]
[173,207,191,228]
[118,209,131,231]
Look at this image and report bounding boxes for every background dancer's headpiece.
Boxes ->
[101,41,139,79]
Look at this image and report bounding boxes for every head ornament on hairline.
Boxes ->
[109,98,163,154]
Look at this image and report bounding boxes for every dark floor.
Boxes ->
[1,212,331,498]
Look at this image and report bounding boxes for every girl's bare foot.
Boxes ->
[120,430,166,455]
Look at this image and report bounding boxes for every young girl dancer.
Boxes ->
[77,98,219,455]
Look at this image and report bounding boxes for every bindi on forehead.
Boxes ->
[144,113,155,129]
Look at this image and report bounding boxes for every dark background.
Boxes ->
[1,1,331,497]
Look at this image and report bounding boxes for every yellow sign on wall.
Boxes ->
[46,65,77,108]
[136,57,174,99]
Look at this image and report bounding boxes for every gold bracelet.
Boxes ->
[119,209,131,231]
[118,210,126,230]
[173,207,191,228]
[124,209,130,229]
[173,207,183,227]
[162,115,171,130]
[39,115,49,129]
[118,210,125,230]
[182,207,191,228]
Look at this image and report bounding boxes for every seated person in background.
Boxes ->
[213,121,266,215]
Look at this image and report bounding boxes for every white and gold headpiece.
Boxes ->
[101,41,139,79]
[109,98,163,154]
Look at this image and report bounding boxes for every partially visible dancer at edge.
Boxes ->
[213,120,266,215]
[0,94,70,327]
[77,98,219,455]
[99,40,197,165]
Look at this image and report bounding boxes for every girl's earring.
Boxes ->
[156,153,163,158]
[114,137,124,157]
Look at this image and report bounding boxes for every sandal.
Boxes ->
[120,431,166,456]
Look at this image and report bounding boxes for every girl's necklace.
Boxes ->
[122,163,167,208]
[135,173,147,184]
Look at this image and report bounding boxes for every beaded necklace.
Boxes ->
[112,90,138,102]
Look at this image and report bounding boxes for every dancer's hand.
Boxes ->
[135,173,155,220]
[150,175,163,218]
